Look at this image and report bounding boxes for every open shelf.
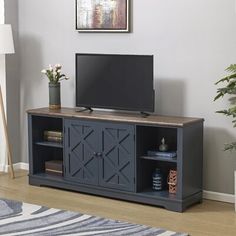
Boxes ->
[35,141,63,148]
[30,116,64,176]
[140,155,177,163]
[136,125,177,158]
[136,158,177,194]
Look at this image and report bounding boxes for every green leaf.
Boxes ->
[225,64,236,73]
[216,110,229,115]
[215,74,236,85]
[224,142,236,151]
[214,92,224,101]
[215,77,229,85]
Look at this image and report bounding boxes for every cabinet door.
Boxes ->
[99,123,135,192]
[64,119,99,185]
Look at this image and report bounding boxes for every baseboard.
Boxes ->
[13,162,29,170]
[0,164,8,172]
[203,190,235,203]
[0,162,29,172]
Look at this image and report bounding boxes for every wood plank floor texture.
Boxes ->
[0,170,235,236]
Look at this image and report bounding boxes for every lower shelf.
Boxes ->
[35,141,63,148]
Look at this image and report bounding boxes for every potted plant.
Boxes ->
[214,64,236,210]
[41,64,69,109]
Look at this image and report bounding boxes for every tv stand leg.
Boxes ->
[77,107,93,113]
[140,111,150,117]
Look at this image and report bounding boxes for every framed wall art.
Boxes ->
[76,0,130,32]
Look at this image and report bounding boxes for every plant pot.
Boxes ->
[49,82,61,109]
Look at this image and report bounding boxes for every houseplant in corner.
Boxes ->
[214,64,236,211]
[41,64,69,109]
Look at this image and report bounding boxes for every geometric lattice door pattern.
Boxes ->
[64,120,99,185]
[64,119,135,191]
[99,123,135,192]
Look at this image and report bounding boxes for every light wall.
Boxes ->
[0,0,3,22]
[11,0,236,194]
[0,0,20,168]
[5,0,20,164]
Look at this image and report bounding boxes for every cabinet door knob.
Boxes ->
[97,152,102,157]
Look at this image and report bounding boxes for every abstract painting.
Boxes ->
[76,0,129,32]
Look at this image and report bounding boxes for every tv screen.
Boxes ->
[76,53,154,112]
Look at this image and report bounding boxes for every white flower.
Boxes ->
[55,64,62,69]
[41,63,69,83]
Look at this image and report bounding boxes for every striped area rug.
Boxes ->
[0,198,188,236]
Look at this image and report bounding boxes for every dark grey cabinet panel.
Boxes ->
[99,123,135,191]
[64,119,135,191]
[64,119,99,185]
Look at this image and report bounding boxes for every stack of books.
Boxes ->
[45,160,63,176]
[147,150,177,159]
[44,130,63,143]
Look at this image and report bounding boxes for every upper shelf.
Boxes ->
[27,107,204,127]
[140,155,177,163]
[35,141,63,148]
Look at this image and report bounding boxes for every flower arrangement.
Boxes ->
[41,64,69,84]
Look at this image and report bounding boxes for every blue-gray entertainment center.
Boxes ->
[27,107,203,212]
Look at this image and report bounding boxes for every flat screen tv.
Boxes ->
[75,53,155,112]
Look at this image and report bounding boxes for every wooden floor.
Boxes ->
[0,170,235,236]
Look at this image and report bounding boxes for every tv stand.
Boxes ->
[27,107,203,212]
[76,107,93,112]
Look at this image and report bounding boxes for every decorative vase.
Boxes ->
[152,168,163,191]
[168,169,177,194]
[159,137,168,152]
[49,82,61,109]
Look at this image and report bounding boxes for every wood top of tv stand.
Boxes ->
[27,107,204,127]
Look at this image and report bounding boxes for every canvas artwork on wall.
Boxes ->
[76,0,129,32]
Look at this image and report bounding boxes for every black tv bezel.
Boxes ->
[75,53,155,113]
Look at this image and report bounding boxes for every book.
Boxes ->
[45,160,63,177]
[147,150,177,158]
[45,160,63,170]
[45,169,63,176]
[44,135,63,143]
[44,130,63,138]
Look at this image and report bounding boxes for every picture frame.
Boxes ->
[76,0,130,33]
